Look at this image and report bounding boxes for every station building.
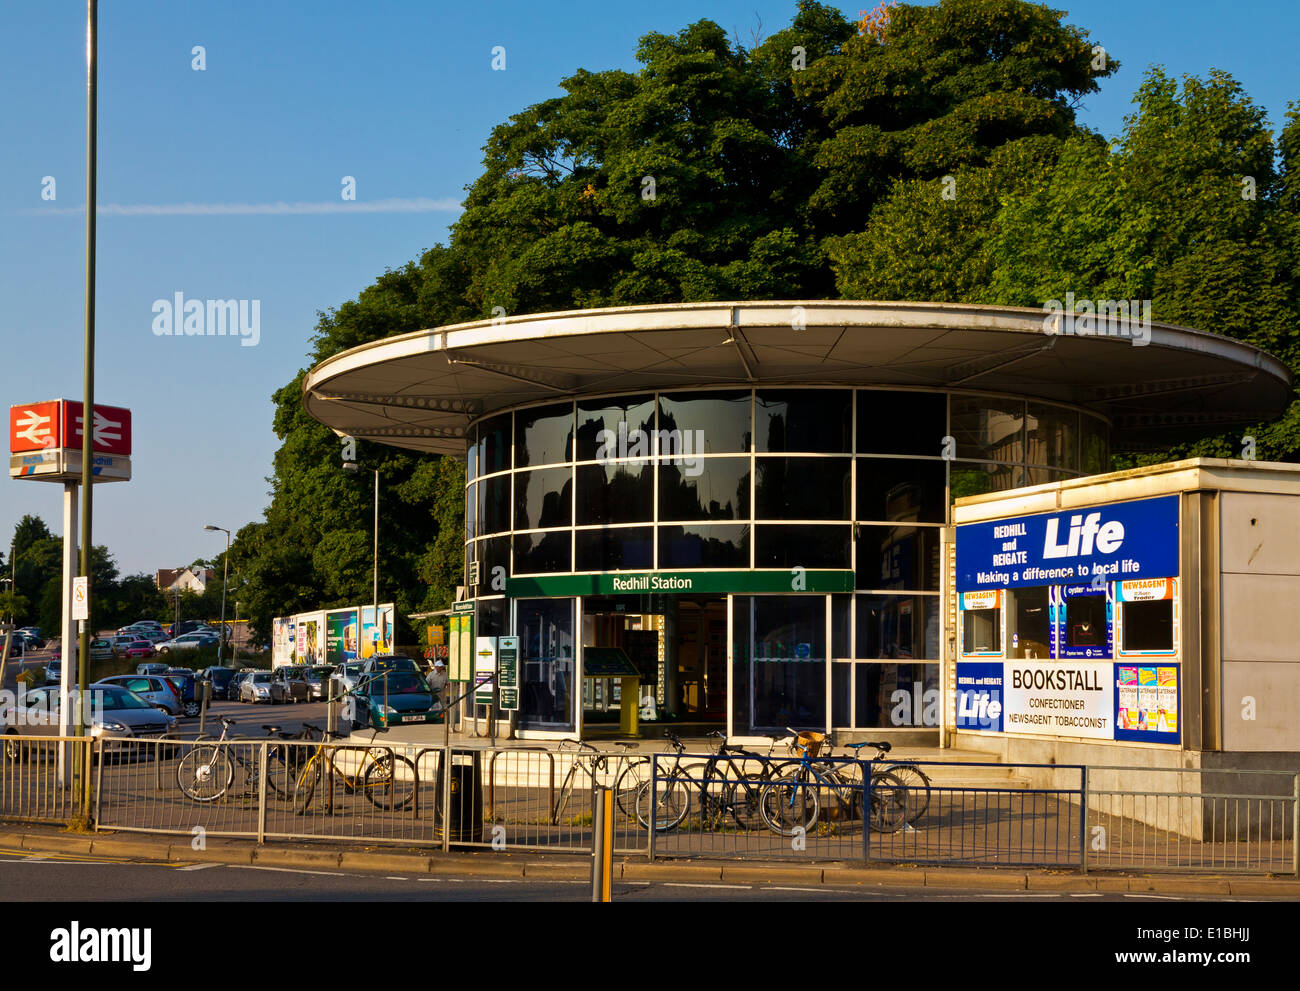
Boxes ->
[301,301,1294,761]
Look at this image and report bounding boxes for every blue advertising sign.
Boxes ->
[954,662,1004,731]
[956,496,1178,592]
[1053,585,1113,660]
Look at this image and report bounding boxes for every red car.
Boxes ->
[124,640,156,659]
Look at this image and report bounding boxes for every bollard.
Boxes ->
[591,786,614,903]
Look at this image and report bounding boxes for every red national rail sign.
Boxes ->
[9,400,132,456]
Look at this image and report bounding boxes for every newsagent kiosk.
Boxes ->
[950,457,1300,775]
[300,301,1292,743]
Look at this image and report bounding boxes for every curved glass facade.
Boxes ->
[463,387,1109,735]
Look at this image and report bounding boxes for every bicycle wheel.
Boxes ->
[363,752,417,811]
[867,770,908,833]
[634,777,690,831]
[262,743,295,799]
[293,755,322,815]
[612,757,651,818]
[176,747,234,802]
[886,762,931,823]
[759,773,819,837]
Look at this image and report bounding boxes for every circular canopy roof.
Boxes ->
[302,301,1293,456]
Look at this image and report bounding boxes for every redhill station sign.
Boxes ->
[9,399,132,482]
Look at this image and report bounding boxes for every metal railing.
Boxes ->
[1082,765,1298,874]
[2,732,1295,875]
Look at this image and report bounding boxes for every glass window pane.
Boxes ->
[514,467,573,530]
[755,390,851,453]
[576,462,653,524]
[1008,585,1051,659]
[1026,403,1078,470]
[478,413,511,476]
[855,595,939,659]
[517,598,575,731]
[950,397,1023,463]
[657,390,751,453]
[732,595,826,732]
[476,598,509,638]
[576,527,653,572]
[949,462,1023,503]
[1122,599,1173,651]
[479,536,510,583]
[855,663,940,727]
[513,531,571,575]
[755,524,850,569]
[466,425,478,482]
[855,526,940,591]
[755,457,851,520]
[465,481,479,539]
[515,402,574,468]
[832,663,851,728]
[657,524,750,569]
[482,475,511,534]
[856,391,947,456]
[1081,415,1110,475]
[832,594,851,658]
[659,458,750,521]
[575,395,655,462]
[856,459,947,524]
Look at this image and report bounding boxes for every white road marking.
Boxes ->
[976,893,1061,898]
[1069,892,1103,897]
[1124,893,1183,900]
[176,863,220,871]
[663,882,752,890]
[766,886,826,893]
[385,876,408,880]
[235,865,347,877]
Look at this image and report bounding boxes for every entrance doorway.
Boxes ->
[581,594,727,728]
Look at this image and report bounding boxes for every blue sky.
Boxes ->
[1,0,1296,577]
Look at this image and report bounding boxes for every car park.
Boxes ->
[93,675,183,716]
[3,685,176,758]
[350,667,442,730]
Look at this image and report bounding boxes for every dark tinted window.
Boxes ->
[575,528,653,572]
[856,391,947,456]
[481,475,511,534]
[755,458,850,520]
[1026,403,1078,470]
[755,524,850,568]
[657,391,751,453]
[575,462,653,524]
[755,390,851,453]
[513,531,572,575]
[658,459,750,521]
[515,402,574,468]
[950,397,1023,463]
[855,596,939,659]
[657,525,750,569]
[514,467,573,530]
[575,395,655,462]
[477,414,511,475]
[854,525,940,591]
[856,459,947,524]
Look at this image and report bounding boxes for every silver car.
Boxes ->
[240,670,273,703]
[94,675,183,716]
[2,685,177,758]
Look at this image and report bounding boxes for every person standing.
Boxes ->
[428,658,449,709]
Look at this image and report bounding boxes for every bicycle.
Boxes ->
[633,731,708,831]
[839,740,932,825]
[758,729,908,837]
[175,716,319,803]
[292,724,416,814]
[551,739,649,824]
[696,731,795,831]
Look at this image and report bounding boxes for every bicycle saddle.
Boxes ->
[262,725,282,735]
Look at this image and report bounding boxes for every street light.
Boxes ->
[204,525,230,667]
[343,460,379,651]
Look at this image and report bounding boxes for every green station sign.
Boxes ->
[506,568,853,598]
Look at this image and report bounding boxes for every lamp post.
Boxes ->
[204,525,230,666]
[342,462,379,652]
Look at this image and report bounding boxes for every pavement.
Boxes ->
[2,821,1297,897]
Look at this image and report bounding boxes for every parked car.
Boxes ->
[123,640,156,660]
[17,626,41,639]
[3,685,176,759]
[361,655,420,677]
[89,638,113,661]
[303,665,335,701]
[136,661,169,676]
[350,668,442,730]
[330,661,365,699]
[240,670,273,703]
[157,632,217,654]
[227,669,254,702]
[163,669,201,717]
[269,665,307,704]
[16,632,45,650]
[202,666,239,701]
[93,675,183,716]
[168,620,213,638]
[43,659,62,685]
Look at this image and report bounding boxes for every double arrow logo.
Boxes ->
[15,409,54,446]
[73,410,123,445]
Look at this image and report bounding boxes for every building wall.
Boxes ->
[1219,492,1300,752]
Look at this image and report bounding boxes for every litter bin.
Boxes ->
[441,749,483,844]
